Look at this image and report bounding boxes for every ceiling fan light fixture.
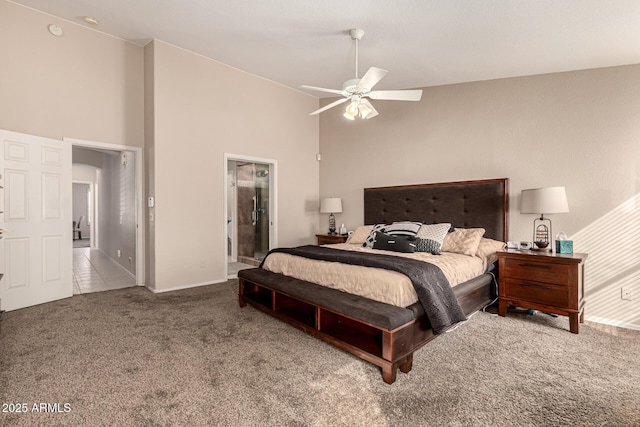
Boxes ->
[343,111,356,120]
[358,103,372,119]
[344,100,359,119]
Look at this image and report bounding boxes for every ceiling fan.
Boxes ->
[301,28,423,120]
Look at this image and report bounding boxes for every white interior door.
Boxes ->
[0,129,73,311]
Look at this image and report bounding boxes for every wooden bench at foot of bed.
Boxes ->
[238,267,494,384]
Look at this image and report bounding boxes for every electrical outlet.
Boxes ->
[117,249,121,257]
[199,260,206,268]
[621,287,634,301]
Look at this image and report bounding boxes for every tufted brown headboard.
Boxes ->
[364,178,508,241]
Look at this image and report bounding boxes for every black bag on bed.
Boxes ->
[372,232,417,253]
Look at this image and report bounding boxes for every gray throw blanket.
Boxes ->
[260,245,466,334]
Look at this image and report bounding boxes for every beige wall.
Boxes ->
[98,152,137,276]
[319,64,640,329]
[0,1,144,147]
[0,1,145,282]
[149,40,319,291]
[1,3,320,293]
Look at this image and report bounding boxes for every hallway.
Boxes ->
[73,248,136,294]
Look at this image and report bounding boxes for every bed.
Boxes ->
[238,178,508,384]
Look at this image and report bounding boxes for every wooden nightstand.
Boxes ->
[497,250,588,334]
[316,234,348,245]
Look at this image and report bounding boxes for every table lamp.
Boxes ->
[320,198,342,235]
[520,187,569,251]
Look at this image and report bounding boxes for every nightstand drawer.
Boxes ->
[502,258,570,285]
[503,278,568,308]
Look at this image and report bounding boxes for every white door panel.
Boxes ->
[6,170,28,220]
[7,238,29,288]
[43,173,62,219]
[0,129,72,311]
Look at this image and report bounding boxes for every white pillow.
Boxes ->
[475,238,506,270]
[346,225,373,244]
[442,228,486,256]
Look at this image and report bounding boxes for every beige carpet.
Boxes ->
[1,280,639,426]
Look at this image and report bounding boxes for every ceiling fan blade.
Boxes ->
[357,67,388,91]
[309,97,349,115]
[368,89,423,101]
[360,98,379,119]
[300,85,345,96]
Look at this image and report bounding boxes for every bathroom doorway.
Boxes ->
[225,154,277,278]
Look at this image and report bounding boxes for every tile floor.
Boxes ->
[73,247,137,294]
[227,262,255,278]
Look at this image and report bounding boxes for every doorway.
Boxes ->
[66,138,143,291]
[72,182,92,248]
[224,154,277,278]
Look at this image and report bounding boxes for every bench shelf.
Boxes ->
[238,268,493,384]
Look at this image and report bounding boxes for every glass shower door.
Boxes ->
[234,161,270,263]
[253,164,270,260]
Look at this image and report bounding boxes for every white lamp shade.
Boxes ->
[320,197,343,213]
[520,187,569,214]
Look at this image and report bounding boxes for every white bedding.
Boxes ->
[261,243,487,308]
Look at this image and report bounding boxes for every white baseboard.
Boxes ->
[585,315,640,331]
[146,278,228,294]
[98,248,136,281]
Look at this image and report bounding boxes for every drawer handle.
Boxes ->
[518,263,551,269]
[519,282,552,290]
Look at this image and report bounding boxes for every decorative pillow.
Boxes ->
[363,224,387,248]
[475,238,506,269]
[372,232,417,253]
[386,221,423,236]
[415,238,442,254]
[415,223,451,254]
[346,225,373,244]
[442,228,486,256]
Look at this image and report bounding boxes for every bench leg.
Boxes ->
[238,279,247,308]
[382,364,398,384]
[399,354,413,374]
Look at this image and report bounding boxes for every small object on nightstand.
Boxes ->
[555,232,573,254]
[519,241,532,251]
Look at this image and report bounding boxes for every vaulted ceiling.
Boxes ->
[12,0,640,97]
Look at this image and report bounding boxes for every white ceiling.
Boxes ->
[12,0,640,97]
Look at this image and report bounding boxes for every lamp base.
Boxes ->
[328,213,336,235]
[530,247,552,252]
[533,217,553,253]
